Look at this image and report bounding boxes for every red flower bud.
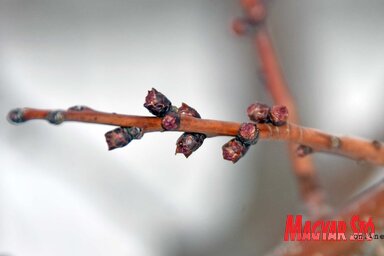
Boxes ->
[161,111,180,131]
[175,133,206,158]
[176,103,206,157]
[105,127,132,150]
[222,138,249,163]
[247,102,270,123]
[269,105,289,126]
[238,123,259,145]
[178,103,201,118]
[104,127,143,150]
[144,88,172,117]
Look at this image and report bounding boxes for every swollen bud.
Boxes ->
[105,127,143,150]
[176,103,206,157]
[222,138,249,163]
[247,102,270,123]
[178,103,201,118]
[269,105,289,126]
[144,88,172,117]
[175,133,206,158]
[161,111,180,131]
[105,127,132,150]
[238,123,259,145]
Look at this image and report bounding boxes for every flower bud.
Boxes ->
[144,88,172,117]
[269,104,288,126]
[175,133,206,158]
[222,138,249,163]
[161,111,180,131]
[296,145,313,157]
[178,103,201,118]
[105,127,132,150]
[237,123,259,145]
[247,102,270,123]
[176,103,206,157]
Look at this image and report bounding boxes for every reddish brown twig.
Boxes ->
[269,178,384,256]
[255,26,326,216]
[7,107,384,166]
[236,0,327,216]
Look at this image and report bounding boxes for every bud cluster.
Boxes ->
[105,88,282,163]
[247,102,288,126]
[175,103,206,158]
[222,122,260,163]
[144,88,180,131]
[144,89,206,158]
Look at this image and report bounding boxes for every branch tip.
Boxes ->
[7,108,25,124]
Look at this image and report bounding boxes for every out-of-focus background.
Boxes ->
[1,0,383,255]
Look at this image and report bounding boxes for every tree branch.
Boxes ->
[8,107,384,166]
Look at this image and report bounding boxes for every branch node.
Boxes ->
[68,105,94,112]
[46,110,64,125]
[372,140,382,150]
[330,136,341,149]
[7,108,26,124]
[296,145,314,158]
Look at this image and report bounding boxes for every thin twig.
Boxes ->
[253,14,326,214]
[234,0,326,215]
[8,107,384,166]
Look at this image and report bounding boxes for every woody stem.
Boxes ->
[8,107,384,166]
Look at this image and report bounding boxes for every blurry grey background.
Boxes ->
[1,0,383,255]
